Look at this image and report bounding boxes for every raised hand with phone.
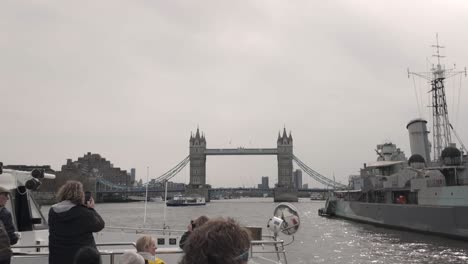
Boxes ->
[179,215,209,250]
[84,191,95,208]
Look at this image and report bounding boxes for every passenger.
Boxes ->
[0,186,19,264]
[0,221,11,264]
[48,181,105,264]
[399,195,407,204]
[120,252,145,264]
[136,235,166,264]
[179,217,252,264]
[179,215,209,250]
[73,246,102,264]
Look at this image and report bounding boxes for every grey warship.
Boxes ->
[322,36,468,240]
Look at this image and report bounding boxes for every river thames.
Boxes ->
[42,198,468,264]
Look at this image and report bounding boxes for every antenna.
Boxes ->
[408,34,466,161]
[431,33,445,66]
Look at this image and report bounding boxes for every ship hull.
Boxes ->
[334,200,468,240]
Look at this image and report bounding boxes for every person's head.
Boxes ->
[57,181,84,205]
[136,235,157,256]
[191,215,209,230]
[73,246,102,264]
[0,186,10,207]
[120,252,145,264]
[180,217,252,264]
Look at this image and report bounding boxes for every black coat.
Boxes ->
[48,203,105,264]
[0,207,18,246]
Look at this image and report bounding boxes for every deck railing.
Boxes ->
[13,236,288,264]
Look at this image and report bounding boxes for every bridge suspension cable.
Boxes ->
[96,177,128,190]
[152,155,190,183]
[292,155,347,189]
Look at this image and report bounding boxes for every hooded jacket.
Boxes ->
[48,200,105,264]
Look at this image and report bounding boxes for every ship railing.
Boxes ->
[12,233,288,264]
[12,242,183,264]
[104,226,186,235]
[248,235,288,264]
[13,239,288,264]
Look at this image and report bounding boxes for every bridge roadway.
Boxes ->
[204,148,278,155]
[97,187,331,194]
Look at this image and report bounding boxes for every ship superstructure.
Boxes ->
[408,34,467,161]
[321,36,468,240]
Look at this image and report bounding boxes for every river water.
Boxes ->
[42,198,468,264]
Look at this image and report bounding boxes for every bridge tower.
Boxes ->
[274,128,298,202]
[187,127,209,201]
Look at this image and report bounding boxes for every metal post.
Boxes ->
[144,166,149,225]
[163,180,168,229]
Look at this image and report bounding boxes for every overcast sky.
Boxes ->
[1,1,468,188]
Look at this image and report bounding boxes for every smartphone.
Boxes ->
[85,191,92,203]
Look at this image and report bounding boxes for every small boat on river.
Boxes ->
[166,195,206,206]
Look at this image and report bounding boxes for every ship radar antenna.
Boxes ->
[431,33,445,66]
[408,34,467,161]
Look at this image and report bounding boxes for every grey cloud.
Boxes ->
[1,1,468,187]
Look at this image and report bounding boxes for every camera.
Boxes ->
[85,191,92,203]
[31,169,45,179]
[25,178,41,191]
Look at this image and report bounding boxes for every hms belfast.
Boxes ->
[321,36,468,240]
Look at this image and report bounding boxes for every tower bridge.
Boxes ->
[96,127,346,202]
[188,127,296,202]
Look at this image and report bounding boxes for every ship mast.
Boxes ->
[408,34,467,161]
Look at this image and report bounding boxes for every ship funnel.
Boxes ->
[406,119,431,162]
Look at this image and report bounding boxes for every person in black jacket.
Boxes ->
[48,181,105,264]
[179,215,209,251]
[0,186,18,264]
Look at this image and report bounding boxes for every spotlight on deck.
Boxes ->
[31,169,45,179]
[267,203,300,238]
[25,178,41,191]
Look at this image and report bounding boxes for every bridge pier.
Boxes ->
[185,184,210,202]
[273,187,298,202]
